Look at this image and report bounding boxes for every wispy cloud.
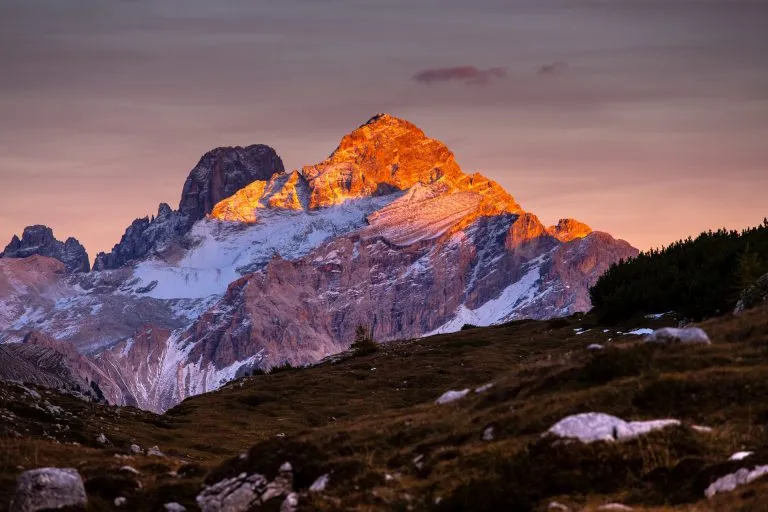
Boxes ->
[538,61,568,76]
[412,66,506,86]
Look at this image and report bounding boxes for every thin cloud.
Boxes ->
[538,61,569,76]
[412,66,506,86]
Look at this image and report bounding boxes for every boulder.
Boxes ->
[547,412,680,443]
[643,327,711,345]
[705,465,768,498]
[435,389,470,405]
[196,472,269,512]
[10,467,87,512]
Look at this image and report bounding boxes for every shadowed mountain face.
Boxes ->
[0,115,637,412]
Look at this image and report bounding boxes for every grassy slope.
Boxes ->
[1,306,768,511]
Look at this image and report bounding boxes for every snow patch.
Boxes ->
[428,262,542,335]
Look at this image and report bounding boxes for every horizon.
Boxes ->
[2,0,767,256]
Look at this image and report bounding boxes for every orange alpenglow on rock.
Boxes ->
[209,113,522,242]
[547,218,593,242]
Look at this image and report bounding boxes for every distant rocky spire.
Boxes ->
[0,225,89,273]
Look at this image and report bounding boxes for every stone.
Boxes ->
[482,426,495,441]
[196,472,269,512]
[643,327,711,345]
[587,343,604,351]
[548,502,571,511]
[705,465,768,498]
[164,503,186,512]
[10,467,87,512]
[1,225,89,273]
[97,433,108,444]
[130,444,143,455]
[730,451,754,461]
[474,383,493,393]
[435,389,470,405]
[547,412,680,443]
[598,505,633,511]
[147,445,165,457]
[280,492,299,512]
[309,473,330,492]
[114,497,127,507]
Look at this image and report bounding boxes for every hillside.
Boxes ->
[2,305,768,510]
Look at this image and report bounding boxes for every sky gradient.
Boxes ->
[1,0,767,257]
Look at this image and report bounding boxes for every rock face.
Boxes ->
[0,331,122,404]
[1,225,89,273]
[180,144,285,227]
[94,144,284,270]
[547,218,592,242]
[93,203,188,270]
[10,467,87,512]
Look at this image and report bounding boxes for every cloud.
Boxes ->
[412,66,506,86]
[538,61,569,76]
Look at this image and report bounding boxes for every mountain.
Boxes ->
[1,225,89,273]
[0,114,637,412]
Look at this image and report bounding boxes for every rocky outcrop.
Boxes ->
[10,467,87,512]
[93,203,188,270]
[547,218,592,242]
[735,272,768,313]
[179,144,284,227]
[196,462,294,512]
[1,225,89,273]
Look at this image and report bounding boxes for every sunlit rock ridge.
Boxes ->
[0,114,637,412]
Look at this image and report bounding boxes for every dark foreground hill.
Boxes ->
[1,305,768,511]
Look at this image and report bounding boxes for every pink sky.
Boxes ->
[1,0,766,257]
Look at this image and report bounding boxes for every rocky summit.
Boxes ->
[0,225,89,273]
[0,114,636,412]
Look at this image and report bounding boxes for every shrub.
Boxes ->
[350,325,380,356]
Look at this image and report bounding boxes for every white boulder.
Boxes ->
[705,465,768,498]
[643,327,711,345]
[547,412,680,443]
[435,389,470,405]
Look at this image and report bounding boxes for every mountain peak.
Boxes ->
[210,115,521,229]
[547,218,592,242]
[0,225,89,273]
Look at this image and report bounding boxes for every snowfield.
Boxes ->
[130,196,398,300]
